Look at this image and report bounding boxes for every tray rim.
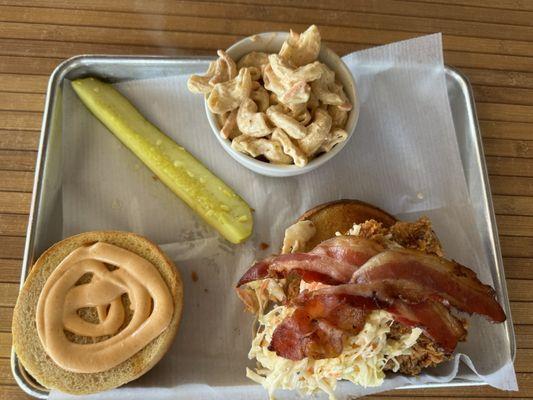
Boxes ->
[11,54,515,398]
[445,66,516,362]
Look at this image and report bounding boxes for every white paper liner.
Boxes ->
[51,34,516,399]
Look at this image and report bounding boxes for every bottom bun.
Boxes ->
[297,199,397,251]
[12,231,183,395]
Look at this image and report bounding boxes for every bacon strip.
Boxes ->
[351,249,506,323]
[269,293,371,360]
[236,236,383,287]
[299,283,467,353]
[295,292,374,332]
[236,253,352,287]
[388,300,466,352]
[268,282,467,358]
[309,236,385,265]
[269,308,315,360]
[269,308,345,360]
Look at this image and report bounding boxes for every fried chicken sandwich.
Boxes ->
[235,200,506,399]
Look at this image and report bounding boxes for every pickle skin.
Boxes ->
[71,77,253,244]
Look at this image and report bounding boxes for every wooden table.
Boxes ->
[1,1,532,398]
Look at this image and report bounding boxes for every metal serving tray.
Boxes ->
[12,56,515,398]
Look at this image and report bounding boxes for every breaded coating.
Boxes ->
[384,322,454,375]
[390,216,443,257]
[355,217,443,256]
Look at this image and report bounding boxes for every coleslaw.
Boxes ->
[247,305,422,400]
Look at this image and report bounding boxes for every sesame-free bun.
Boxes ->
[12,231,183,395]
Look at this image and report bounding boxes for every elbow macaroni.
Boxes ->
[188,25,352,167]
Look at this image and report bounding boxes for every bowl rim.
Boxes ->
[204,30,359,176]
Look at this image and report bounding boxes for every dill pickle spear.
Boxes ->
[71,77,253,244]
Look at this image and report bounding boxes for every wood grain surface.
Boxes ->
[1,0,532,398]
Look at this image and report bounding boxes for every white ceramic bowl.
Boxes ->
[205,31,359,177]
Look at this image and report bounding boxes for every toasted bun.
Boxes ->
[12,231,183,395]
[297,199,396,251]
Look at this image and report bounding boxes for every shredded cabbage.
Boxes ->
[244,278,286,314]
[247,306,422,400]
